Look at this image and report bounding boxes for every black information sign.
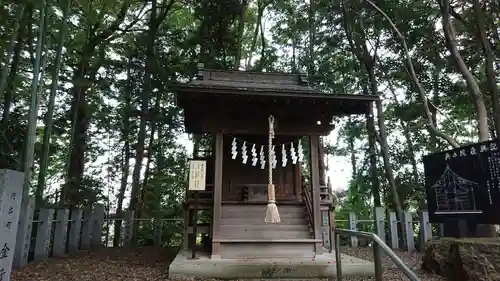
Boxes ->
[423,139,500,224]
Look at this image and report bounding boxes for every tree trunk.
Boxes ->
[257,19,266,71]
[362,0,460,148]
[366,105,381,207]
[440,0,495,237]
[234,0,248,69]
[63,59,89,205]
[245,0,266,69]
[368,70,406,247]
[21,1,46,203]
[62,1,133,205]
[36,0,71,206]
[472,0,499,135]
[0,5,26,166]
[440,0,490,141]
[307,0,315,77]
[0,7,27,167]
[388,85,422,201]
[129,0,160,237]
[347,117,357,179]
[113,59,133,247]
[341,0,395,228]
[137,91,161,219]
[0,5,25,105]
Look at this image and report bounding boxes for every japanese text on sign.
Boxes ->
[443,142,498,161]
[188,160,206,191]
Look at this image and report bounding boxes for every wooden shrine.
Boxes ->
[169,64,378,279]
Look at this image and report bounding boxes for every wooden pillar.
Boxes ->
[309,135,323,254]
[211,131,223,259]
[318,137,326,186]
[293,163,302,202]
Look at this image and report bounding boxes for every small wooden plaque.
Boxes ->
[188,160,206,191]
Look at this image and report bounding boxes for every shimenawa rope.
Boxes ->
[265,115,280,223]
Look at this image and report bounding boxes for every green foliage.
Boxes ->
[0,0,499,246]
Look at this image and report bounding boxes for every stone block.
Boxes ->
[422,237,500,281]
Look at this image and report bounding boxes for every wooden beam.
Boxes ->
[200,118,334,136]
[309,135,323,254]
[211,131,223,259]
[175,86,380,103]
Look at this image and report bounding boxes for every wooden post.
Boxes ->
[0,169,24,277]
[123,211,134,247]
[374,207,385,244]
[91,203,105,247]
[211,131,223,259]
[34,208,54,261]
[183,207,189,249]
[13,196,35,268]
[348,212,358,247]
[68,209,82,251]
[53,209,69,256]
[80,205,93,250]
[153,215,163,246]
[389,211,399,249]
[404,211,415,251]
[419,210,432,251]
[309,135,323,254]
[191,192,199,259]
[321,210,330,249]
[329,205,335,253]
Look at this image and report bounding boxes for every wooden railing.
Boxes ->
[320,185,334,204]
[184,183,214,259]
[302,184,335,251]
[302,186,314,231]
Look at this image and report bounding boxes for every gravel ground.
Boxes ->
[10,247,445,281]
[340,247,445,281]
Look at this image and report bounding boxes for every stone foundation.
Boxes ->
[422,237,500,281]
[169,250,375,279]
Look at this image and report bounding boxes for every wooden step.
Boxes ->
[217,240,317,259]
[220,224,309,231]
[221,217,306,225]
[221,210,305,219]
[221,204,305,214]
[219,229,311,239]
[214,238,321,243]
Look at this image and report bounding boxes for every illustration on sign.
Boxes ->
[430,165,479,214]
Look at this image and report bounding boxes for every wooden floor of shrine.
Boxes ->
[10,247,445,281]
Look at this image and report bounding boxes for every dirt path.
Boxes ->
[340,247,445,281]
[11,247,444,281]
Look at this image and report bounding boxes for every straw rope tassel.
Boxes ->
[265,115,280,223]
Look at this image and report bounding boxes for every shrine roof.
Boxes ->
[172,67,379,134]
[172,68,379,102]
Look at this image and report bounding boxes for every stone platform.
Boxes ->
[168,250,375,280]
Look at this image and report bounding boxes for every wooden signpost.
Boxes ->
[188,160,206,191]
[188,160,206,259]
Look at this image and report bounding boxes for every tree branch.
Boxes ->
[90,0,136,48]
[362,0,460,148]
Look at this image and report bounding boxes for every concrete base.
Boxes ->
[168,250,375,280]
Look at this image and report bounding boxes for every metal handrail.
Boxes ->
[334,228,420,281]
